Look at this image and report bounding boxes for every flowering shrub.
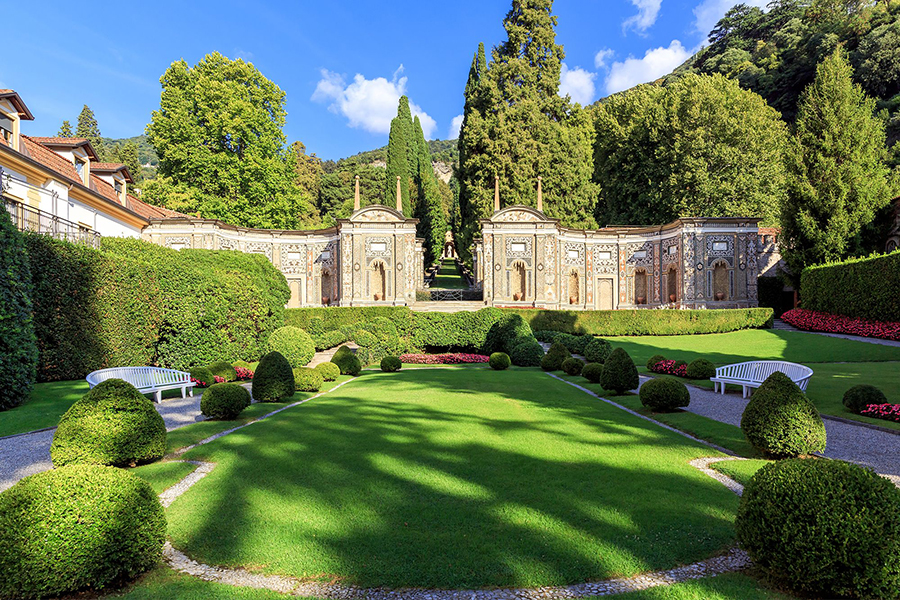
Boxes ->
[782,309,900,341]
[399,353,489,364]
[190,377,209,388]
[649,359,687,377]
[860,403,900,423]
[234,367,254,381]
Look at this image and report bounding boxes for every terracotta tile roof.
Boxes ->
[28,136,99,160]
[91,162,126,171]
[0,136,8,147]
[89,174,120,204]
[125,194,187,220]
[20,135,81,183]
[0,91,34,120]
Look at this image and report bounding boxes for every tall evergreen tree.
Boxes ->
[57,120,74,138]
[110,141,142,185]
[782,48,892,283]
[76,105,104,158]
[456,43,488,263]
[412,116,447,264]
[384,97,412,215]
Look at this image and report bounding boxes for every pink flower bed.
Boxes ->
[399,353,490,364]
[782,308,900,341]
[649,359,687,377]
[860,403,900,423]
[235,367,254,380]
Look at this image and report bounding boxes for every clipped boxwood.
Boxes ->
[0,465,166,599]
[293,367,324,392]
[685,358,716,379]
[532,330,559,343]
[351,329,378,349]
[583,338,612,364]
[51,379,166,467]
[582,362,603,383]
[646,354,666,370]
[266,326,315,368]
[331,345,362,376]
[489,352,511,370]
[562,357,585,376]
[640,377,690,411]
[736,459,900,599]
[381,356,403,372]
[843,384,888,414]
[190,366,216,388]
[207,361,238,382]
[315,361,341,382]
[0,210,37,411]
[314,330,348,351]
[541,342,571,371]
[200,382,251,420]
[555,333,589,356]
[252,351,295,402]
[601,348,640,394]
[740,372,826,457]
[509,340,544,367]
[232,360,251,370]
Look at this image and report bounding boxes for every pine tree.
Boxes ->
[115,141,142,185]
[384,98,411,215]
[781,48,892,283]
[76,105,104,158]
[57,120,74,138]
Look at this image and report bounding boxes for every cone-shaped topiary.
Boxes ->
[686,358,716,379]
[640,377,690,412]
[200,382,250,420]
[51,379,166,467]
[381,356,403,372]
[293,367,324,392]
[315,361,340,381]
[207,361,237,382]
[489,352,511,370]
[646,354,666,370]
[562,357,585,376]
[540,342,571,371]
[331,345,361,376]
[582,362,603,383]
[510,340,544,367]
[266,326,315,368]
[252,351,295,402]
[600,348,640,394]
[843,384,887,414]
[740,371,826,457]
[584,338,612,363]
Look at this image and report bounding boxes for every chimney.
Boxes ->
[537,176,543,212]
[494,176,500,213]
[396,176,403,213]
[354,175,360,211]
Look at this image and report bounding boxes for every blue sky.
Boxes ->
[4,0,762,160]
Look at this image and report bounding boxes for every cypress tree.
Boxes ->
[456,43,488,264]
[384,111,410,215]
[412,116,447,264]
[76,105,104,158]
[57,120,74,138]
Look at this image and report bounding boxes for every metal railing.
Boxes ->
[3,197,101,248]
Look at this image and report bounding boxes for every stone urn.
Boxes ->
[374,292,384,301]
[636,296,646,305]
[669,293,677,303]
[569,296,577,305]
[322,296,330,306]
[715,292,725,301]
[513,292,523,301]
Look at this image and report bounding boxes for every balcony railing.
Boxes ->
[3,197,101,248]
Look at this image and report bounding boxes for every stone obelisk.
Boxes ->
[396,176,403,213]
[537,176,543,212]
[354,175,360,211]
[494,176,500,213]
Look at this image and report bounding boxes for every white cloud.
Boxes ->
[623,0,663,33]
[311,66,436,138]
[448,114,464,140]
[605,40,692,94]
[594,48,615,70]
[559,64,597,106]
[692,0,768,39]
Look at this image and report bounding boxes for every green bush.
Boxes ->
[640,377,690,411]
[532,330,559,343]
[801,250,900,322]
[207,361,237,382]
[740,372,826,457]
[485,313,536,355]
[252,351,295,402]
[562,357,585,376]
[381,356,402,372]
[352,329,378,348]
[583,338,612,363]
[190,366,216,388]
[0,465,166,599]
[51,379,166,467]
[331,345,362,376]
[582,362,603,383]
[293,367,324,392]
[489,352,511,370]
[266,326,315,368]
[201,382,251,420]
[314,330,348,351]
[555,333,589,356]
[232,360,251,370]
[0,211,37,411]
[685,358,716,379]
[600,348,640,394]
[843,384,888,414]
[315,361,341,381]
[541,342,571,371]
[646,354,667,370]
[736,459,900,599]
[509,340,545,367]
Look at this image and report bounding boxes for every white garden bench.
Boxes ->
[710,361,813,399]
[86,367,195,403]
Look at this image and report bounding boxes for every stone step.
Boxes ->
[409,301,487,313]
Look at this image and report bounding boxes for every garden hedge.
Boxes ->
[207,361,238,382]
[252,351,295,402]
[201,382,251,420]
[801,250,900,322]
[685,358,716,379]
[0,465,166,599]
[582,362,603,383]
[266,326,315,368]
[601,348,639,394]
[740,372,826,457]
[190,366,216,388]
[509,340,545,367]
[541,342,571,371]
[583,338,612,363]
[562,357,585,376]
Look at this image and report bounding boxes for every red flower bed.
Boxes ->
[860,403,900,423]
[782,308,900,341]
[649,359,687,377]
[399,353,490,364]
[235,367,254,381]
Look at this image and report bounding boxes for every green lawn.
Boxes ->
[0,380,89,438]
[603,572,794,599]
[709,460,771,488]
[106,566,287,599]
[133,461,201,494]
[167,368,741,589]
[430,259,469,289]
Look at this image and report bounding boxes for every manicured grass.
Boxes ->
[602,572,795,599]
[133,461,200,494]
[0,380,89,438]
[430,259,469,289]
[169,368,740,589]
[106,566,287,599]
[803,362,900,431]
[710,460,771,488]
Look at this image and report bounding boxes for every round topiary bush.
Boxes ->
[541,342,571,371]
[685,358,716,380]
[252,351,295,402]
[381,356,403,372]
[293,367,324,392]
[232,360,251,370]
[51,379,166,467]
[201,382,251,420]
[843,384,888,414]
[489,352,511,370]
[736,459,900,599]
[600,348,640,394]
[0,465,167,599]
[509,340,544,367]
[582,362,603,383]
[640,377,690,412]
[562,357,585,376]
[584,338,612,364]
[740,371,826,457]
[315,361,341,382]
[265,326,315,368]
[646,354,666,370]
[331,345,362,376]
[190,366,216,387]
[207,361,237,382]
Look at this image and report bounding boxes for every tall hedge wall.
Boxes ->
[0,209,37,410]
[801,250,900,322]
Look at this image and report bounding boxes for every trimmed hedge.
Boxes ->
[513,308,774,336]
[509,340,544,367]
[685,358,716,379]
[801,250,900,322]
[381,356,402,372]
[736,459,900,599]
[190,366,216,388]
[0,210,37,411]
[583,338,612,363]
[201,382,251,420]
[266,326,315,368]
[843,384,888,414]
[582,362,603,383]
[314,330,348,351]
[331,345,362,376]
[293,367,324,392]
[252,351,295,402]
[601,348,639,394]
[315,361,341,381]
[640,377,690,411]
[740,372,826,457]
[562,357,585,376]
[555,333,589,356]
[541,342,571,371]
[489,352,511,370]
[0,465,166,599]
[207,361,237,382]
[51,379,166,467]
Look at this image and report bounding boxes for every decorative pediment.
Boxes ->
[491,206,550,223]
[349,205,406,223]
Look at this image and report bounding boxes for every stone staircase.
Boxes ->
[409,301,487,313]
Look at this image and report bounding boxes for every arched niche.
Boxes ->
[634,268,648,305]
[666,266,677,303]
[711,260,730,301]
[568,269,580,304]
[321,270,332,306]
[511,260,527,300]
[370,260,386,301]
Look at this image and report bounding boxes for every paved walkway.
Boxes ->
[773,319,900,348]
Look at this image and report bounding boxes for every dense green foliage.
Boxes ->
[51,379,166,467]
[331,345,362,376]
[640,377,690,412]
[381,356,403,372]
[252,351,295,402]
[190,367,216,388]
[201,382,251,420]
[489,352,511,370]
[561,357,585,376]
[56,119,73,137]
[293,367,324,392]
[686,358,717,379]
[581,362,603,383]
[843,384,888,413]
[740,372,826,457]
[646,354,667,370]
[266,326,315,368]
[552,333,589,356]
[315,361,341,381]
[509,339,545,367]
[518,308,773,336]
[541,342,571,371]
[0,465,166,599]
[600,348,639,394]
[207,361,237,382]
[736,459,900,599]
[76,104,104,157]
[801,249,900,321]
[0,208,37,410]
[583,337,612,363]
[384,96,413,215]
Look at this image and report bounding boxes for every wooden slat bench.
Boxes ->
[710,361,813,399]
[86,367,195,403]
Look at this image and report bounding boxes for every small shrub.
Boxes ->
[640,377,690,412]
[232,360,251,370]
[189,366,216,388]
[600,348,640,394]
[315,361,340,381]
[740,371,826,457]
[489,352,511,370]
[736,459,900,599]
[685,358,716,379]
[0,465,166,599]
[51,379,166,467]
[582,362,603,383]
[843,384,888,414]
[381,356,403,372]
[562,357,585,376]
[646,354,666,370]
[509,340,544,367]
[293,367,324,392]
[266,326,315,368]
[583,338,612,363]
[540,342,571,371]
[331,345,362,376]
[200,382,250,420]
[207,361,237,382]
[252,351,295,402]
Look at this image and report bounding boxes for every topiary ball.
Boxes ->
[740,371,826,458]
[265,326,315,368]
[600,348,640,394]
[582,362,603,383]
[51,379,166,467]
[315,361,341,382]
[252,351,295,402]
[201,382,251,420]
[293,367,324,392]
[489,352,511,370]
[381,356,403,372]
[562,357,585,376]
[843,384,888,414]
[190,366,216,388]
[646,354,666,370]
[206,361,237,382]
[331,345,362,376]
[640,377,690,412]
[0,465,166,599]
[685,358,716,379]
[509,340,544,367]
[584,338,612,364]
[540,342,571,371]
[736,459,900,599]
